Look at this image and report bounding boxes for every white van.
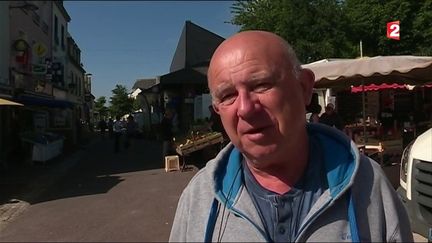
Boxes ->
[397,128,432,239]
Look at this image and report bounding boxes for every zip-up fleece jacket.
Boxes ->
[169,123,413,242]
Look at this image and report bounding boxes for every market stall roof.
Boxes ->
[132,78,159,91]
[159,68,207,85]
[16,95,74,108]
[169,20,225,73]
[302,56,432,89]
[0,97,23,106]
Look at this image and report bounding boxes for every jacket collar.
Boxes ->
[212,123,360,204]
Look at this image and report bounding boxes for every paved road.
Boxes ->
[0,135,427,242]
[0,137,198,242]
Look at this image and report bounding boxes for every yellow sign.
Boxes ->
[33,43,47,58]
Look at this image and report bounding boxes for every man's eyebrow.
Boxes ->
[213,82,234,98]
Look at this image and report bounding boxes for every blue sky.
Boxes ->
[63,1,240,101]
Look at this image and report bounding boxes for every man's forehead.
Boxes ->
[211,70,274,94]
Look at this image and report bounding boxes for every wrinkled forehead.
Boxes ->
[208,43,287,86]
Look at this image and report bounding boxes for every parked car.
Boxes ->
[397,128,432,239]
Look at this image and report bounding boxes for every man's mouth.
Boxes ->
[243,125,271,134]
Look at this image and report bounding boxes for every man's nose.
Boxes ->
[237,92,258,118]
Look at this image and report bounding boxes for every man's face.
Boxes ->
[208,32,314,165]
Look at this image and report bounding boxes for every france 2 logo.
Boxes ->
[387,21,400,40]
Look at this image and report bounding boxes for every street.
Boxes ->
[0,135,428,242]
[0,136,197,241]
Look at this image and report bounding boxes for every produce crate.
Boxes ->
[165,155,180,172]
[176,132,223,156]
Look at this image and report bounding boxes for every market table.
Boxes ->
[175,132,224,171]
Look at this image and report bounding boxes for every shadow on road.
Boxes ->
[1,136,193,205]
[29,137,170,204]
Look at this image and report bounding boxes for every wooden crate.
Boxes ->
[176,133,223,156]
[165,155,180,172]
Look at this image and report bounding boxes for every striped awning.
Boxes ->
[0,98,23,106]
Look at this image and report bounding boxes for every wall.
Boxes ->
[0,1,9,88]
[51,1,68,89]
[9,0,52,95]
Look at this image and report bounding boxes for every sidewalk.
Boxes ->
[0,134,97,229]
[0,135,200,241]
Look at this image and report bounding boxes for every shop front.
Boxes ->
[12,94,74,164]
[304,56,432,165]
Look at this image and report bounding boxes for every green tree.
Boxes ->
[109,84,134,118]
[230,0,355,63]
[230,0,432,61]
[344,0,427,56]
[94,96,109,119]
[132,98,141,111]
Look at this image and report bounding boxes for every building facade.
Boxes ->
[1,0,92,167]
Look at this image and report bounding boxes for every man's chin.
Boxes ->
[239,143,279,162]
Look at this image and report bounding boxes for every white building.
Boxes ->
[51,1,70,100]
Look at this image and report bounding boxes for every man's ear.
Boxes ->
[212,103,220,114]
[299,68,315,106]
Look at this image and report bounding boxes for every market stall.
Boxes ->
[303,55,432,165]
[175,131,224,170]
[20,132,64,164]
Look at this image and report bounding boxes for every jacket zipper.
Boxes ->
[215,195,270,242]
[294,197,333,242]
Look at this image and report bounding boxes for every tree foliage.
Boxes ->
[230,0,432,63]
[109,84,134,118]
[94,96,109,119]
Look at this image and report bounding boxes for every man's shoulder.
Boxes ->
[181,166,216,198]
[354,155,390,190]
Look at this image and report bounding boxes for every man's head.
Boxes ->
[207,31,315,166]
[325,103,335,114]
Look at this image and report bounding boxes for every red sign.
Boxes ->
[387,21,400,40]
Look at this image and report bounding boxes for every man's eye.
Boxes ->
[254,83,272,92]
[219,93,236,105]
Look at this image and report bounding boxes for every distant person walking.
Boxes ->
[113,116,124,153]
[160,109,174,159]
[319,103,344,130]
[125,115,138,149]
[108,118,114,139]
[309,104,322,123]
[98,119,107,139]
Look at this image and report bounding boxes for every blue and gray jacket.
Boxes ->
[169,123,413,242]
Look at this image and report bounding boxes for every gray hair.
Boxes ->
[282,41,302,80]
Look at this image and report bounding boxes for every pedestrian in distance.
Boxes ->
[160,109,174,160]
[309,104,322,123]
[125,114,137,149]
[113,115,123,153]
[319,103,344,130]
[98,119,107,139]
[108,117,114,139]
[169,31,413,242]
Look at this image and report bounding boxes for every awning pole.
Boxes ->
[360,40,367,145]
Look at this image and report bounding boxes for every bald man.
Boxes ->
[169,31,412,242]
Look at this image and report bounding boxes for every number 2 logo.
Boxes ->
[387,21,400,40]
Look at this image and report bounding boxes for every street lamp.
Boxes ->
[9,2,39,11]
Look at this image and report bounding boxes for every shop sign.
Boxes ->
[32,43,47,58]
[32,64,47,74]
[54,113,67,127]
[34,112,47,132]
[13,39,29,51]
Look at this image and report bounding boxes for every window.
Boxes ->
[54,15,58,44]
[70,72,74,92]
[79,78,82,96]
[61,25,65,50]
